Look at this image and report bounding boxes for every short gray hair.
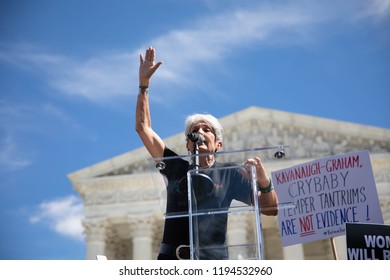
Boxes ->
[184,113,223,142]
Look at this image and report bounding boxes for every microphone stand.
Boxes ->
[187,132,202,172]
[187,133,216,260]
[188,137,214,201]
[193,142,200,173]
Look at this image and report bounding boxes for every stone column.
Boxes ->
[83,218,108,260]
[104,226,120,260]
[334,236,347,260]
[129,215,155,260]
[227,212,249,259]
[282,244,305,259]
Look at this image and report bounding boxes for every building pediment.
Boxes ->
[68,106,390,183]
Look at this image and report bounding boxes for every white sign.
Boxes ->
[272,150,383,247]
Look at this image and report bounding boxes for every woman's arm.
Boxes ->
[135,47,165,159]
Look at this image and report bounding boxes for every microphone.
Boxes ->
[187,132,205,144]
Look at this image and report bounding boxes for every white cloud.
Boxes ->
[47,53,136,103]
[363,0,390,19]
[150,4,315,88]
[29,195,84,241]
[0,1,387,103]
[0,101,33,171]
[0,100,84,172]
[0,133,31,171]
[41,103,81,130]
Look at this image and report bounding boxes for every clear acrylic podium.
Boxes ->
[148,145,293,260]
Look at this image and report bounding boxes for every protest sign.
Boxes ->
[272,150,383,247]
[346,223,390,260]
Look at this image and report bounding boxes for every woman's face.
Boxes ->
[186,121,222,154]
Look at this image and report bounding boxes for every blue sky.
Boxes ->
[0,0,389,260]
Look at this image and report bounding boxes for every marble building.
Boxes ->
[68,106,390,260]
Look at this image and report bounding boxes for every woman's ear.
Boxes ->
[215,141,223,152]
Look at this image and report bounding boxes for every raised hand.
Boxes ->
[139,46,163,86]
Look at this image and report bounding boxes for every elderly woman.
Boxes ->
[135,47,278,260]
